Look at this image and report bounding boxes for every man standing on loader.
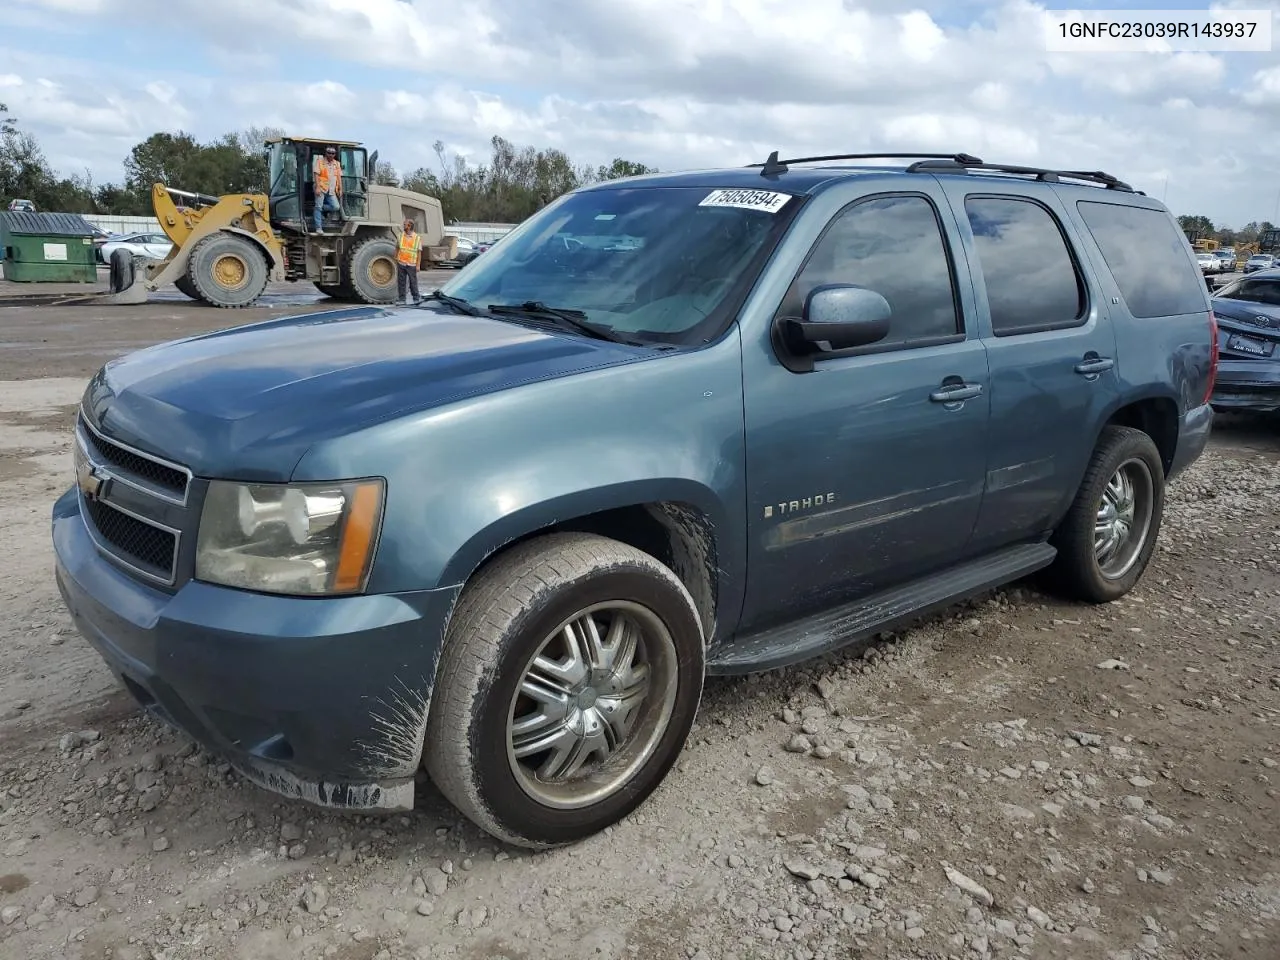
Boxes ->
[312,146,344,232]
[396,217,423,305]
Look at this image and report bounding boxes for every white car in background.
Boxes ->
[1195,251,1222,274]
[99,232,174,262]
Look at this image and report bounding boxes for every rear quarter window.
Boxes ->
[1076,201,1207,318]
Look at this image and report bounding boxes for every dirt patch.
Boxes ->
[0,343,1277,959]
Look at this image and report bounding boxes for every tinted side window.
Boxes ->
[964,196,1085,336]
[1076,201,1208,318]
[777,194,960,345]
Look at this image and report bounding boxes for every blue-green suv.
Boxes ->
[53,152,1217,848]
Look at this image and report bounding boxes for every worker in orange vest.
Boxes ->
[312,146,344,232]
[396,218,423,305]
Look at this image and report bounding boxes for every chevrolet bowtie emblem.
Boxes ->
[77,459,108,501]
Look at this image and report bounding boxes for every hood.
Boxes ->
[82,304,650,481]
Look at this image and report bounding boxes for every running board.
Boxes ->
[707,542,1057,675]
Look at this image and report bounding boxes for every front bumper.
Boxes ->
[52,487,460,812]
[1211,360,1280,414]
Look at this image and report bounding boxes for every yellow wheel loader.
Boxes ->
[113,136,459,309]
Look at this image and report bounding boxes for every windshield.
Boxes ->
[438,184,801,345]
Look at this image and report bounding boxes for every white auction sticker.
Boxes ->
[699,188,793,213]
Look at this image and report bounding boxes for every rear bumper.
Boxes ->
[52,487,460,812]
[1167,401,1214,483]
[1211,360,1280,414]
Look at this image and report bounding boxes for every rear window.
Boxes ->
[1076,201,1207,318]
[1215,276,1280,306]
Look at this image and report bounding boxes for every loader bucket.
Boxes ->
[102,248,149,304]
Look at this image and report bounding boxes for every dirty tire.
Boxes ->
[344,236,399,304]
[107,248,134,294]
[187,233,268,309]
[424,532,705,850]
[1044,425,1165,604]
[173,274,201,301]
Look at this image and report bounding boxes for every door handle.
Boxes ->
[929,382,983,403]
[1074,356,1114,376]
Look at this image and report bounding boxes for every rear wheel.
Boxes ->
[1044,425,1165,603]
[343,237,399,304]
[424,532,705,849]
[187,233,269,309]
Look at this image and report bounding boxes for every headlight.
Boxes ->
[195,479,385,596]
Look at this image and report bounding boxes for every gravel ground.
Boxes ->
[1,294,1278,960]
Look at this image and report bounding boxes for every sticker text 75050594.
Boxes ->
[698,189,793,214]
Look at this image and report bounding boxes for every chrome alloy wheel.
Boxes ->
[505,601,679,810]
[1094,457,1155,580]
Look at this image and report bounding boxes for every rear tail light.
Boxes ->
[1204,310,1219,405]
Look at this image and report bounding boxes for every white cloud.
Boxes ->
[1242,65,1280,106]
[1,0,1278,226]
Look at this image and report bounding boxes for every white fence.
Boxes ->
[84,215,162,236]
[447,222,517,244]
[80,214,517,243]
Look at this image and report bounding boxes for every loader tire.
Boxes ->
[174,275,201,301]
[344,237,399,304]
[187,233,269,309]
[108,248,135,294]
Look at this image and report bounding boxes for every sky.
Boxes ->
[1,0,1278,228]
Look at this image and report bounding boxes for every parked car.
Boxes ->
[52,153,1216,850]
[1209,268,1280,412]
[1213,250,1236,273]
[88,225,113,263]
[6,198,36,213]
[1195,251,1222,273]
[1243,253,1278,274]
[449,236,479,267]
[99,232,174,262]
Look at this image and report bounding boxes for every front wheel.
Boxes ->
[343,237,399,304]
[423,532,705,849]
[1044,425,1165,603]
[186,233,268,308]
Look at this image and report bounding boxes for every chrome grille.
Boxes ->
[74,413,189,587]
[78,414,191,503]
[82,498,177,580]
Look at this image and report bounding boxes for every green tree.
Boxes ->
[1177,214,1215,240]
[0,127,57,206]
[123,131,266,197]
[2,118,660,219]
[595,158,658,180]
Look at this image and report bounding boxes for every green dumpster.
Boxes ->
[0,212,98,282]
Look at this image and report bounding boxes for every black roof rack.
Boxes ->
[905,157,1135,192]
[750,151,983,177]
[748,150,1140,194]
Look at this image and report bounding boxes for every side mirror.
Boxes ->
[788,284,892,352]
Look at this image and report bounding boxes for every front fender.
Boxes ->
[437,477,729,588]
[289,332,749,638]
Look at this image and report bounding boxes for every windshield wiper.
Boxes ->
[422,290,484,316]
[486,301,634,344]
